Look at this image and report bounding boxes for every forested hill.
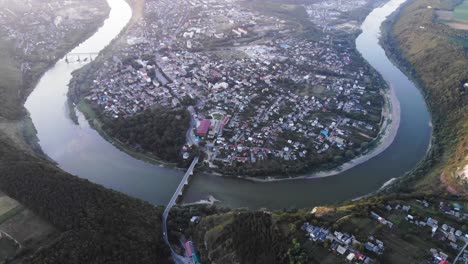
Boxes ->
[382,0,468,195]
[0,135,171,263]
[193,211,290,264]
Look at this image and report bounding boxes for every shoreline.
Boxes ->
[232,84,401,182]
[0,4,111,160]
[76,81,401,182]
[75,100,181,169]
[69,0,401,183]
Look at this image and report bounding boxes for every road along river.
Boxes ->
[26,0,431,210]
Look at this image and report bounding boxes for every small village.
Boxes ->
[303,200,468,263]
[304,0,369,32]
[82,0,385,172]
[0,0,107,77]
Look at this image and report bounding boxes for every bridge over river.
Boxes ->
[65,52,100,63]
[162,156,199,264]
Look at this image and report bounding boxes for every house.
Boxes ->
[337,245,347,255]
[190,216,201,223]
[346,253,355,261]
[365,242,375,252]
[448,233,457,243]
[426,217,438,228]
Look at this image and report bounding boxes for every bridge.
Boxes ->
[67,52,99,56]
[162,156,199,264]
[65,52,100,63]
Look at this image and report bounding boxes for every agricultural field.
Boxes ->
[0,193,57,262]
[437,0,468,30]
[453,0,468,21]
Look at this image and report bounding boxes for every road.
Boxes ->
[453,240,468,264]
[162,156,199,264]
[186,106,198,146]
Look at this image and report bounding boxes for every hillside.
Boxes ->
[0,136,171,263]
[185,194,467,264]
[381,0,468,195]
[192,211,290,264]
[0,0,173,262]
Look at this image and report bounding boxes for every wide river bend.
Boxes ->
[25,0,431,210]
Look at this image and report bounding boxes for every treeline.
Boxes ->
[195,211,289,264]
[102,107,190,162]
[225,212,288,264]
[0,137,171,263]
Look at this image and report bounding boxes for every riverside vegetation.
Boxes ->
[0,0,466,263]
[381,0,468,195]
[0,0,172,263]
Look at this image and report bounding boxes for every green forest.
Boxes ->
[102,107,190,162]
[0,134,171,263]
[193,211,290,264]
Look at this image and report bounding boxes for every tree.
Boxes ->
[345,150,355,158]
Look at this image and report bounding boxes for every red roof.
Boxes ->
[196,119,211,136]
[185,241,193,257]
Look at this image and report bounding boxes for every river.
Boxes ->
[25,0,431,210]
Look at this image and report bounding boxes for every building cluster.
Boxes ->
[0,0,107,74]
[303,0,369,32]
[83,0,384,169]
[401,203,468,245]
[303,222,379,263]
[386,200,468,264]
[439,201,468,220]
[304,200,468,264]
[370,211,394,229]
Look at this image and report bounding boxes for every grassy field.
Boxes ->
[437,0,468,29]
[0,195,20,216]
[0,209,56,246]
[0,194,57,262]
[453,0,468,21]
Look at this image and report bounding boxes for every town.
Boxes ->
[0,0,108,86]
[77,0,386,175]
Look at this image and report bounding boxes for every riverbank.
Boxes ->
[66,0,398,180]
[74,66,400,182]
[0,1,110,160]
[76,100,181,168]
[377,0,467,195]
[237,84,401,182]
